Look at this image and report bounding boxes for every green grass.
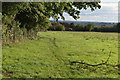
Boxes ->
[2,31,118,78]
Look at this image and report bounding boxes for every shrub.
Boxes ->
[85,24,94,31]
[115,23,120,33]
[2,20,38,44]
[73,24,85,31]
[47,25,55,31]
[48,22,65,31]
[93,26,118,32]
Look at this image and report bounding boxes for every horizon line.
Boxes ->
[49,20,118,23]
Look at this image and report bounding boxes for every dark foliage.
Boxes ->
[48,22,65,31]
[52,22,119,32]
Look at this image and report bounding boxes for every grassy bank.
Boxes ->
[2,31,118,78]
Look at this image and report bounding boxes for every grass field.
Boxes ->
[2,31,118,78]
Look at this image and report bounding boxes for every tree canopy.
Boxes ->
[2,2,101,30]
[2,2,101,43]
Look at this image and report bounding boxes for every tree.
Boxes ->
[115,23,120,33]
[2,2,101,43]
[43,2,101,21]
[3,2,101,30]
[85,24,94,31]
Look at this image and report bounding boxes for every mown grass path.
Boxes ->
[2,31,118,78]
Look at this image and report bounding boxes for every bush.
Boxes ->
[73,24,85,31]
[48,22,65,31]
[85,24,94,31]
[49,22,118,33]
[2,20,38,44]
[115,23,120,33]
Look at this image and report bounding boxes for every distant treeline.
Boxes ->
[48,22,119,33]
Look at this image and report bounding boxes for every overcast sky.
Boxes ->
[50,0,119,23]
